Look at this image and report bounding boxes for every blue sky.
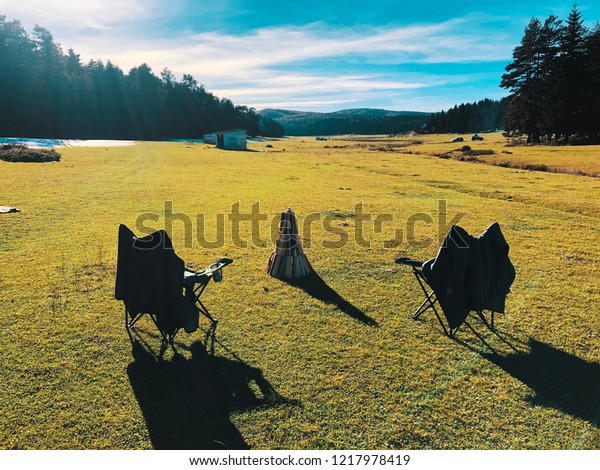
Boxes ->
[1,1,599,112]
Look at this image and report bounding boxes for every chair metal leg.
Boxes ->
[197,299,218,324]
[412,268,434,319]
[127,309,145,329]
[411,267,450,336]
[474,310,496,332]
[186,282,218,325]
[433,306,450,336]
[146,314,174,344]
[413,290,437,318]
[126,306,177,346]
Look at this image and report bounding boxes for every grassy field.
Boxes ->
[1,134,599,449]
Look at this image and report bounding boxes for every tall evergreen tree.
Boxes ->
[501,16,562,143]
[0,17,35,136]
[555,6,589,139]
[585,24,600,138]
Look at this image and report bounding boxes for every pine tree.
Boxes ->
[555,6,589,139]
[585,24,600,138]
[501,17,562,143]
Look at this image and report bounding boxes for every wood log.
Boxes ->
[267,208,313,279]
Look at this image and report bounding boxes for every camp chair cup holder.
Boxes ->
[207,257,233,283]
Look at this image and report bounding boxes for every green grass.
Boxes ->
[0,136,599,449]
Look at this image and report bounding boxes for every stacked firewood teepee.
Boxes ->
[267,208,313,279]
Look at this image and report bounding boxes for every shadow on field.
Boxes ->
[285,272,378,326]
[481,338,600,427]
[127,340,294,449]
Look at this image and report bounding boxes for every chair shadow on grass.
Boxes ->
[477,337,600,427]
[284,272,378,326]
[127,338,295,449]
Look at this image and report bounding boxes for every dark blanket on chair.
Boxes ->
[422,225,475,330]
[115,224,187,335]
[475,222,516,313]
[422,223,515,330]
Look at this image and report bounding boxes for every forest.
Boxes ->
[422,99,508,134]
[258,108,430,136]
[0,15,284,140]
[501,6,600,143]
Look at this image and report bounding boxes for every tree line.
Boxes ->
[422,99,508,134]
[501,6,600,143]
[0,15,284,140]
[259,109,429,136]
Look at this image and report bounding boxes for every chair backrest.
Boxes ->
[422,225,475,329]
[115,224,186,335]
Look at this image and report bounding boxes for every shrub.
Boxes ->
[0,144,61,163]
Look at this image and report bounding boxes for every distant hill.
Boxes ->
[259,108,430,136]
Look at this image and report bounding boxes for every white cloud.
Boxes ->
[249,99,359,110]
[207,71,451,110]
[0,0,164,30]
[124,24,507,110]
[80,19,513,78]
[212,75,427,97]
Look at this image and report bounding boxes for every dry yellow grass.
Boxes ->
[390,131,600,176]
[0,136,598,449]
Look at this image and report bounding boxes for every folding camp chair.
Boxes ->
[396,223,515,337]
[115,224,233,345]
[395,257,492,337]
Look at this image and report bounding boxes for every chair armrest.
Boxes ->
[184,258,233,286]
[395,257,423,268]
[209,257,234,270]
